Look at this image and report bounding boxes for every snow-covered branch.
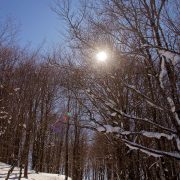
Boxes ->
[123,138,180,160]
[104,101,176,134]
[125,84,166,112]
[159,51,180,126]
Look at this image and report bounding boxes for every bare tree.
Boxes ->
[53,0,180,179]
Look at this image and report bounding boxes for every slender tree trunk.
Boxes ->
[72,114,81,180]
[65,120,69,180]
[5,163,16,180]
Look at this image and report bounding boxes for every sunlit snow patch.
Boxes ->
[0,162,71,180]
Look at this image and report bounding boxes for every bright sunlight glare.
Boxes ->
[96,51,108,62]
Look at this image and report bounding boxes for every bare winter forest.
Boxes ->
[0,0,180,179]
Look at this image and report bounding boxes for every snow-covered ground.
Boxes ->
[0,162,71,180]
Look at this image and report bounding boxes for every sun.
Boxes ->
[96,51,108,62]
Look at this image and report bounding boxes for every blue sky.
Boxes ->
[0,0,68,49]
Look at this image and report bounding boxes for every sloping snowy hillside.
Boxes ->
[0,162,71,180]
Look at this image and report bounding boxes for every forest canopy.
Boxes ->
[0,0,180,179]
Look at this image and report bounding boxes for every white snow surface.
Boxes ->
[141,130,175,140]
[14,88,20,92]
[111,112,117,117]
[0,162,71,180]
[97,125,120,133]
[167,97,176,112]
[159,57,166,89]
[159,50,180,65]
[167,97,180,125]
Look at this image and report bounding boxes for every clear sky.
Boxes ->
[0,0,68,49]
